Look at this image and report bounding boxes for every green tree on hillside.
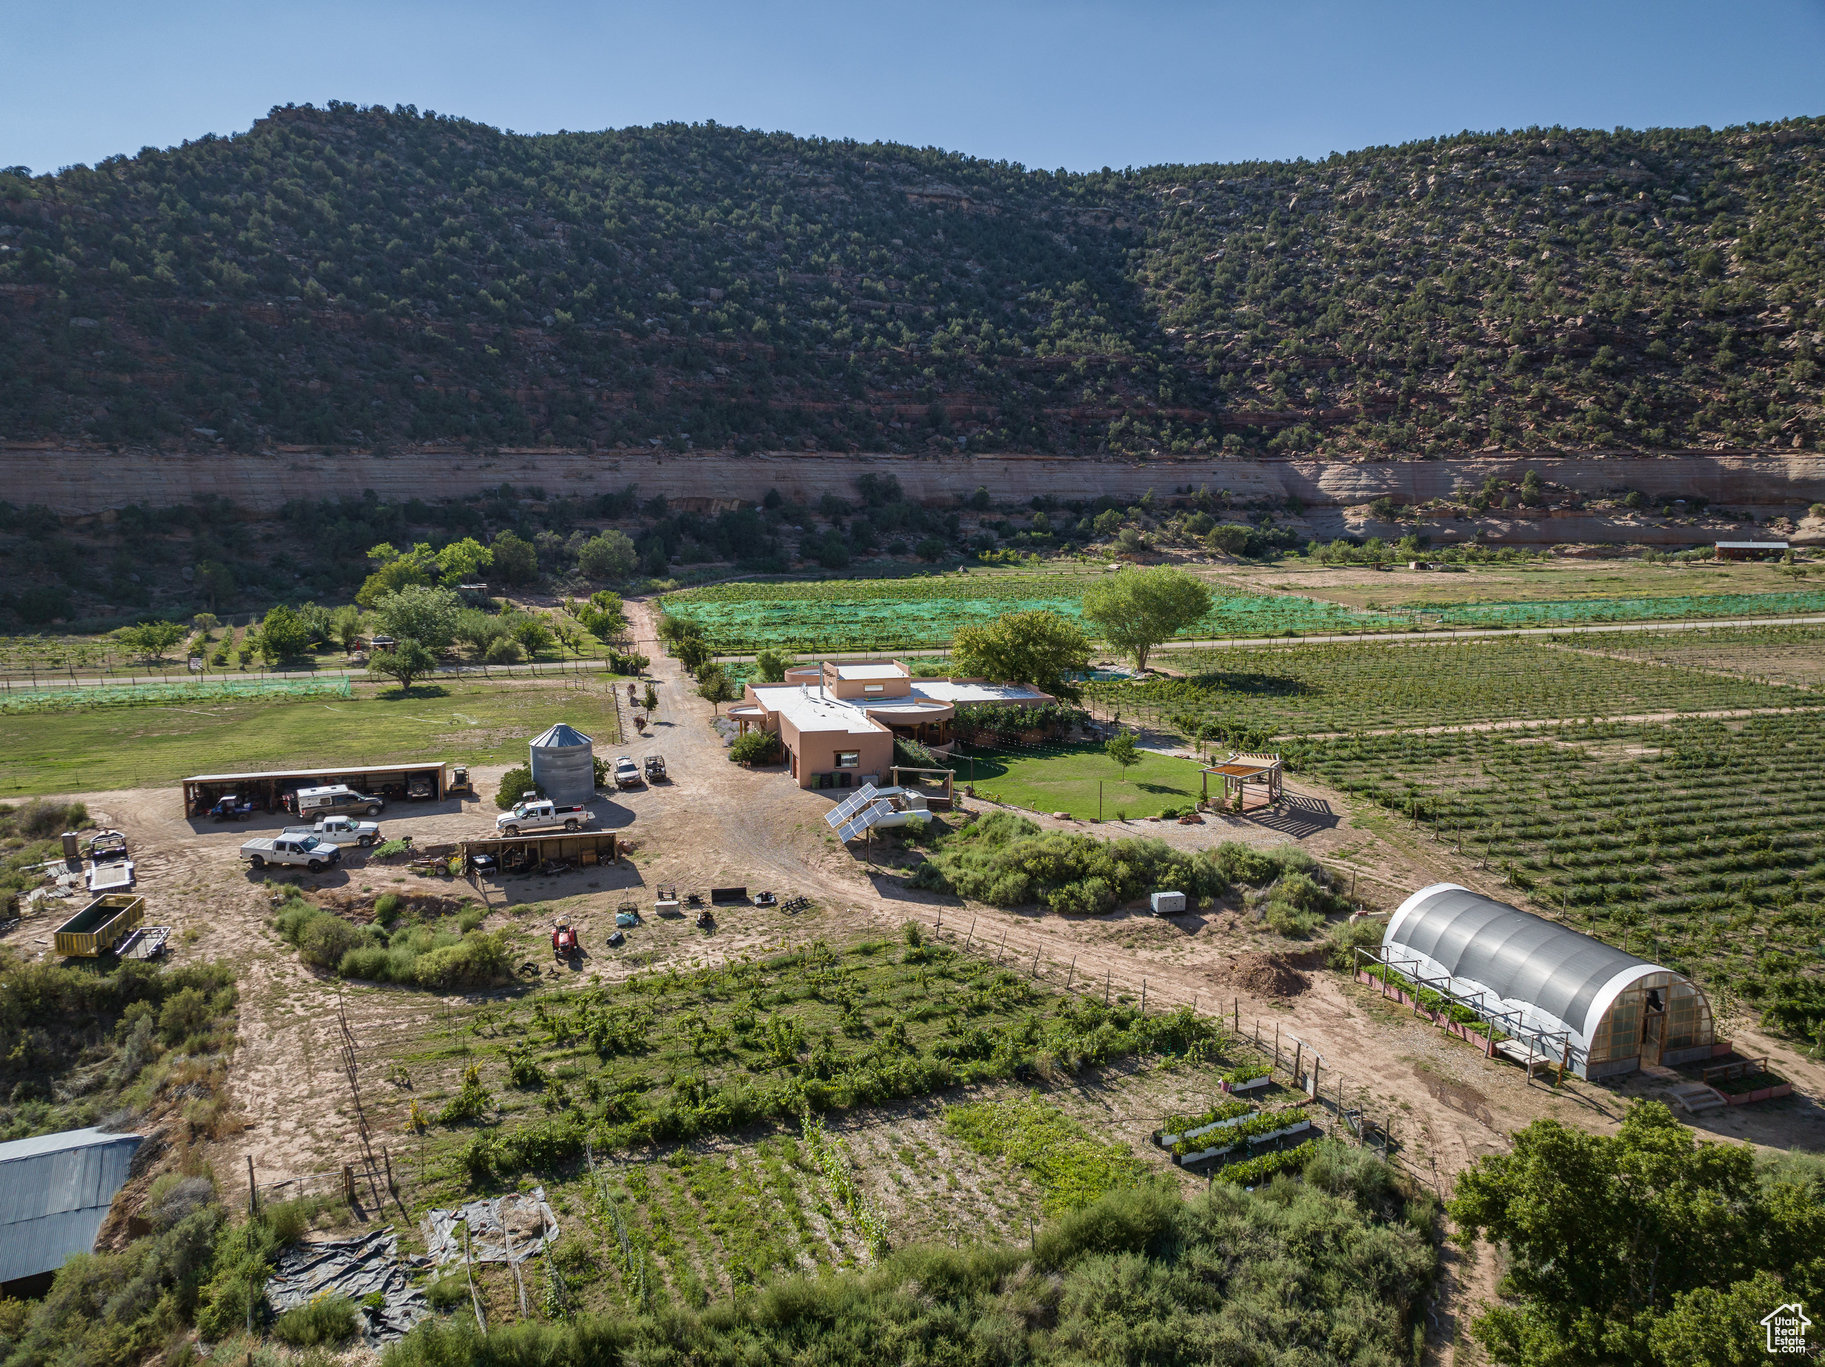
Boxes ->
[434,537,492,586]
[577,531,637,582]
[1080,567,1212,671]
[489,532,539,586]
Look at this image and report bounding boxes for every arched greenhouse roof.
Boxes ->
[1384,883,1668,1046]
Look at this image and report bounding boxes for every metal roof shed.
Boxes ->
[0,1127,143,1289]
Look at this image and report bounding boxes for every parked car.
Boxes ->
[643,755,667,782]
[241,834,342,871]
[614,756,642,789]
[282,815,381,848]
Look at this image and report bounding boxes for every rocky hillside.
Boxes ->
[1,104,1821,457]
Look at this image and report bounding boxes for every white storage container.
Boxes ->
[1150,890,1187,915]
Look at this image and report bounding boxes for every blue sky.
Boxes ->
[5,1,1823,175]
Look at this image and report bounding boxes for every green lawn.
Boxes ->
[0,679,626,796]
[958,744,1208,820]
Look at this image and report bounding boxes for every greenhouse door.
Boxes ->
[1640,1009,1664,1067]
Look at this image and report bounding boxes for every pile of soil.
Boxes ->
[1214,951,1311,999]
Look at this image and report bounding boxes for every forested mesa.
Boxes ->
[1,104,1822,456]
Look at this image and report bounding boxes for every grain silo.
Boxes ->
[528,723,595,805]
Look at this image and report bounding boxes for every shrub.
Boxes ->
[4,799,90,840]
[1326,915,1386,970]
[457,905,485,933]
[374,892,401,922]
[729,730,782,765]
[496,766,542,810]
[412,933,510,990]
[271,1295,359,1347]
[337,946,393,980]
[607,649,649,675]
[485,636,525,664]
[1264,901,1321,937]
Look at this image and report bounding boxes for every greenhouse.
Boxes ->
[1380,884,1718,1080]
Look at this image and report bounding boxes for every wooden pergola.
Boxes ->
[1201,752,1283,812]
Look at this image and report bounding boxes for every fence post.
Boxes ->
[247,1154,257,1216]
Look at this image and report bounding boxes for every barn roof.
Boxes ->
[0,1127,143,1284]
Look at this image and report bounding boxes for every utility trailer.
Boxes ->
[55,893,146,957]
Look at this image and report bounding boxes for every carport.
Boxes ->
[182,762,449,817]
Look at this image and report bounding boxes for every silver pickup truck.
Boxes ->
[282,816,381,848]
[242,834,343,871]
[496,799,592,837]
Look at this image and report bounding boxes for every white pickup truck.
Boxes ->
[496,800,592,837]
[282,816,381,848]
[242,834,343,871]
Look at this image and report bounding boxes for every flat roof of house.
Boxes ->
[750,684,887,735]
[910,680,1053,705]
[1714,541,1789,549]
[831,663,908,681]
[183,762,445,784]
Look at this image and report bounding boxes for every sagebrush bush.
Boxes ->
[271,1295,359,1347]
[910,813,1333,916]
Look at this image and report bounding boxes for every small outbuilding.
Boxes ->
[1380,884,1718,1080]
[528,724,596,806]
[1714,540,1789,561]
[0,1127,143,1296]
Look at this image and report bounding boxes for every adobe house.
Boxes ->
[729,660,1053,790]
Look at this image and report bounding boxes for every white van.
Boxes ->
[295,784,385,818]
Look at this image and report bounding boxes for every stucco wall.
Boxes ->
[6,445,1824,518]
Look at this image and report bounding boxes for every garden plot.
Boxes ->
[1580,624,1825,690]
[1117,635,1810,738]
[344,935,1328,1314]
[1286,712,1825,1039]
[663,573,1384,653]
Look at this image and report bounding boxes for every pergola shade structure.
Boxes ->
[1382,884,1716,1079]
[1201,753,1283,811]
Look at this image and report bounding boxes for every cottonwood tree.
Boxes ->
[697,664,739,714]
[1080,567,1212,671]
[369,638,437,693]
[257,604,312,663]
[116,619,188,663]
[951,610,1090,700]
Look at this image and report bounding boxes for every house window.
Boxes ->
[835,751,860,769]
[864,683,886,695]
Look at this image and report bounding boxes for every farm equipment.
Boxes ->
[654,883,680,915]
[552,921,580,959]
[209,795,256,822]
[780,895,811,914]
[615,911,639,929]
[606,930,625,948]
[644,755,667,782]
[695,908,715,930]
[685,891,704,910]
[448,765,475,797]
[752,890,777,908]
[85,831,136,893]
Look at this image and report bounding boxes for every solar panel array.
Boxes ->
[836,799,894,843]
[822,783,879,829]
